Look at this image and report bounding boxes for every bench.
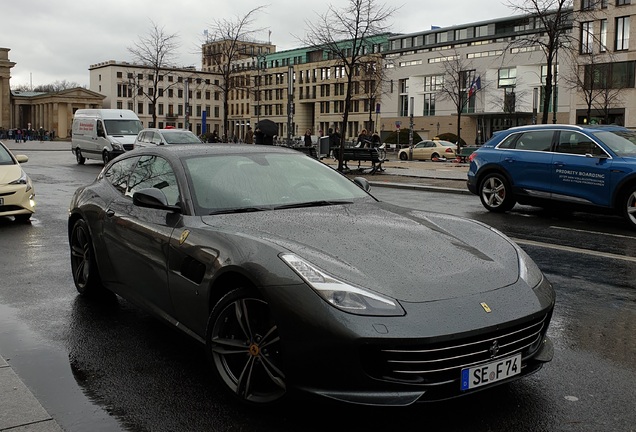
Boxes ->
[456,146,479,163]
[332,147,385,174]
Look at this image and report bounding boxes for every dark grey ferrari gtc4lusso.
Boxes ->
[68,143,555,407]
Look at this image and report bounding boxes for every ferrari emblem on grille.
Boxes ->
[179,230,190,245]
[480,302,492,313]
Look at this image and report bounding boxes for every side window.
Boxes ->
[126,155,180,205]
[515,130,554,151]
[104,156,139,194]
[556,131,603,156]
[497,134,518,149]
[96,121,105,137]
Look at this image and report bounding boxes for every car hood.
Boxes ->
[0,165,22,184]
[201,201,521,303]
[110,135,137,144]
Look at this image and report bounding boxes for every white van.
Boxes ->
[71,109,142,165]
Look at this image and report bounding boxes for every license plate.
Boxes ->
[460,353,521,391]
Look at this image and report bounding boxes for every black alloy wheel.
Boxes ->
[479,173,516,212]
[207,287,286,405]
[70,219,103,295]
[622,185,636,230]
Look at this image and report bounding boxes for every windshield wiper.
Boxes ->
[272,200,353,210]
[209,207,269,215]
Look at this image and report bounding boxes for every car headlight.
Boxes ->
[515,245,543,288]
[9,170,32,192]
[281,253,405,316]
[111,142,124,151]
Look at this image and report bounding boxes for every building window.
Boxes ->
[616,16,630,50]
[498,67,517,87]
[138,103,143,114]
[580,21,594,54]
[423,94,435,116]
[617,0,631,5]
[600,19,608,52]
[116,101,123,109]
[158,104,164,115]
[117,72,123,78]
[581,0,594,10]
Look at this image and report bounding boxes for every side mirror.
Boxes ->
[15,155,29,163]
[353,176,371,192]
[132,188,181,213]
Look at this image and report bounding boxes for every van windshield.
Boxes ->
[104,120,143,136]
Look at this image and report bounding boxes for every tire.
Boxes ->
[102,151,111,165]
[69,219,104,295]
[14,213,32,222]
[75,149,85,165]
[479,173,516,212]
[622,185,636,230]
[399,152,408,161]
[431,153,439,160]
[206,287,286,406]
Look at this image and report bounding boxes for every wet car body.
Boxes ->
[68,144,555,406]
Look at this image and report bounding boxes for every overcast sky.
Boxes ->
[4,0,513,89]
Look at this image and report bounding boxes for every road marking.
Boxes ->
[511,237,636,263]
[549,225,636,240]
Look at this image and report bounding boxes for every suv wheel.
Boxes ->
[622,185,636,229]
[479,173,516,212]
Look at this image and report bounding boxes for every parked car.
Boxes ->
[134,128,202,148]
[68,144,555,406]
[467,124,636,229]
[398,139,457,161]
[0,141,35,221]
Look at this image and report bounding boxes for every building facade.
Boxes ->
[381,13,575,146]
[89,60,224,136]
[571,0,636,126]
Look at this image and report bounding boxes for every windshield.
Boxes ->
[183,152,372,215]
[104,119,143,136]
[592,130,636,157]
[0,143,16,165]
[163,131,202,144]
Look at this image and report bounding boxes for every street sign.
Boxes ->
[395,121,401,129]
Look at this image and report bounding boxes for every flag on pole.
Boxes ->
[468,76,481,98]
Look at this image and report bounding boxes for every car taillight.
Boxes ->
[445,147,454,153]
[469,152,478,162]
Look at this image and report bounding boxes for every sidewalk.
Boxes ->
[0,355,63,431]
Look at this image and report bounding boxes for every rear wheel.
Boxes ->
[207,286,286,406]
[70,219,104,295]
[102,151,111,165]
[622,185,636,230]
[75,149,85,165]
[431,152,440,160]
[479,173,516,212]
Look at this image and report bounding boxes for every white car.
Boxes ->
[0,141,35,222]
[134,128,202,148]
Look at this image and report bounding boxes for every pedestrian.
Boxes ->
[245,125,254,144]
[39,126,45,142]
[303,129,312,147]
[254,127,264,145]
[16,128,22,143]
[371,131,382,148]
[356,129,370,148]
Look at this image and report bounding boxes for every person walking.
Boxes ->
[16,128,22,143]
[303,129,312,147]
[244,126,254,144]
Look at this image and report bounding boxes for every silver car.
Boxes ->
[134,128,202,148]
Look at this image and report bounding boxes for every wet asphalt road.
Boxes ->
[1,150,635,432]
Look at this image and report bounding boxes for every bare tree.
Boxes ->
[128,20,181,127]
[507,0,573,124]
[12,80,85,92]
[436,50,481,154]
[203,6,268,141]
[301,0,398,171]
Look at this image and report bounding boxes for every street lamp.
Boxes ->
[408,97,414,161]
[287,65,294,145]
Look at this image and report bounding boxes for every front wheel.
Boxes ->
[70,219,104,295]
[479,173,516,212]
[622,185,636,230]
[207,287,286,406]
[399,152,408,161]
[102,151,111,165]
[75,149,85,165]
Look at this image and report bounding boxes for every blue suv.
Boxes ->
[467,124,636,229]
